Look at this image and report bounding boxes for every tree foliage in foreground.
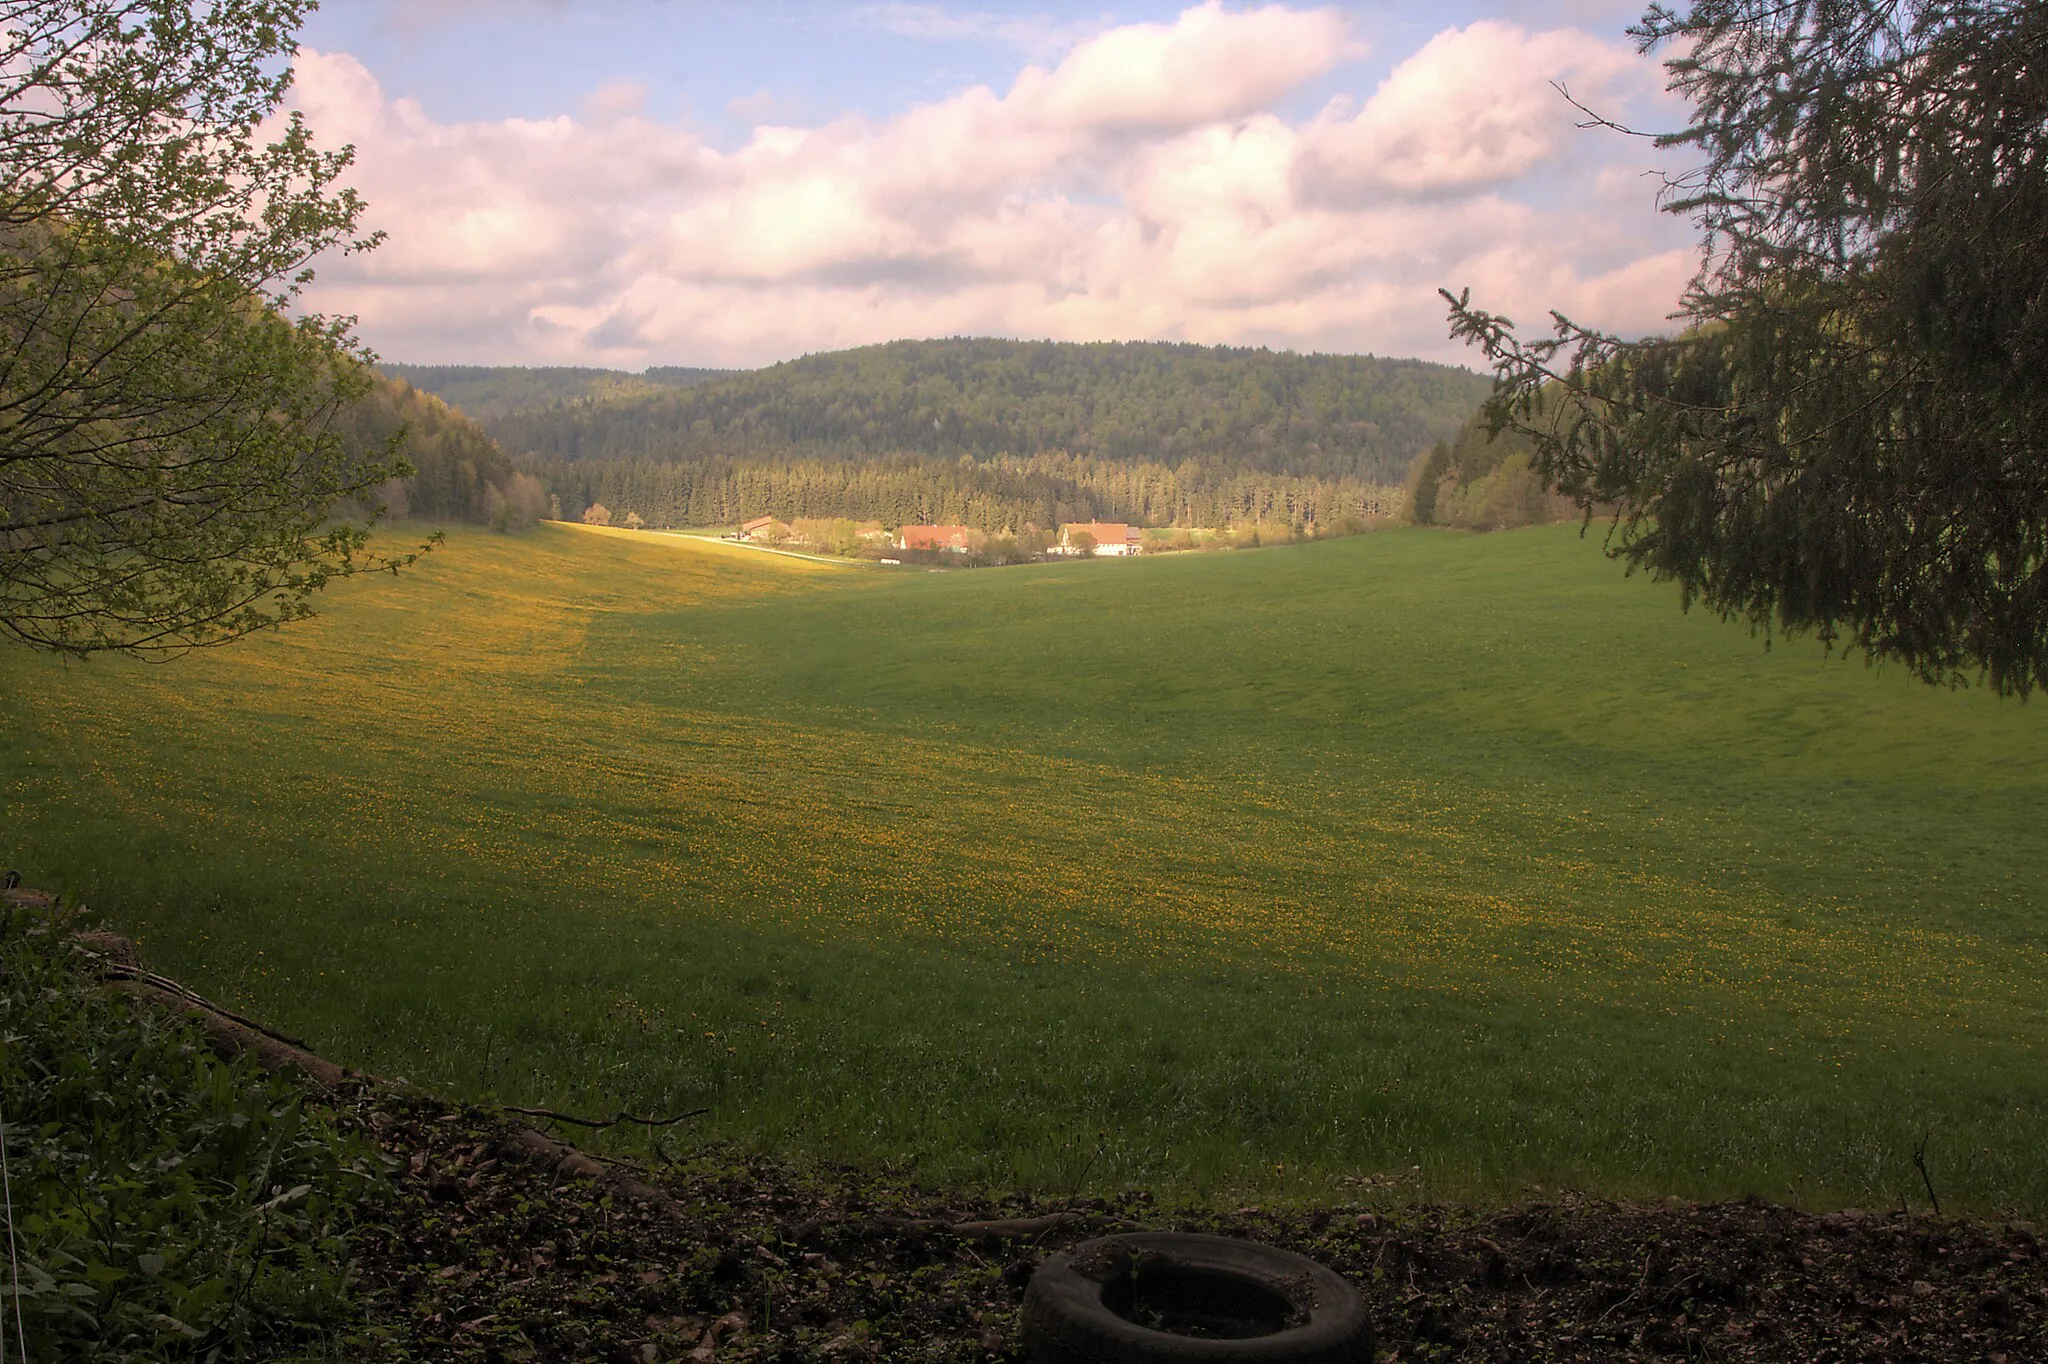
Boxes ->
[1449,0,2048,694]
[0,0,413,656]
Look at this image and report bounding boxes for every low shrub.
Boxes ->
[0,904,382,1360]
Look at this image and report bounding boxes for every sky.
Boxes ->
[287,0,1702,372]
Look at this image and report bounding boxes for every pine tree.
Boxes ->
[1449,0,2048,694]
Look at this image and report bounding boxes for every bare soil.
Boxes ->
[342,1092,2046,1363]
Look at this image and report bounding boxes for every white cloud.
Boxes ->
[1012,2,1355,133]
[291,4,1696,370]
[1296,21,1660,201]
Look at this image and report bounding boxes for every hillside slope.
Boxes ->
[336,370,545,526]
[457,337,1488,530]
[486,337,1489,485]
[379,363,731,420]
[7,525,2047,1212]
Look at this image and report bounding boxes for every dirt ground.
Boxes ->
[340,1092,2046,1363]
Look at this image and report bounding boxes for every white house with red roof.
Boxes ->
[1057,522,1143,556]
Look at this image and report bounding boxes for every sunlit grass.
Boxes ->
[4,522,2044,1212]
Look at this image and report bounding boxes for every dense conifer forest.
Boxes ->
[386,339,1491,530]
[525,450,1410,535]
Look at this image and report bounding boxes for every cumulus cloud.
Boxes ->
[291,4,1696,369]
[1012,1,1353,133]
[1296,21,1660,201]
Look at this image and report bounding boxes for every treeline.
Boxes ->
[378,363,730,420]
[363,339,1580,537]
[1406,407,1572,532]
[480,338,1491,486]
[333,372,547,527]
[529,449,1400,535]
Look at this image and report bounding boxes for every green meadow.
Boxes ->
[4,523,2045,1212]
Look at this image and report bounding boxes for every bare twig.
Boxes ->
[869,1210,1136,1238]
[1,1089,26,1364]
[958,1212,1083,1239]
[29,906,686,1219]
[1553,81,1661,139]
[1597,1249,1659,1321]
[1913,1132,1942,1215]
[501,1104,708,1131]
[93,960,314,1051]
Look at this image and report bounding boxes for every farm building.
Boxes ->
[897,525,978,552]
[1057,522,1143,556]
[741,515,789,541]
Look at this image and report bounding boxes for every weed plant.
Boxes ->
[0,905,380,1360]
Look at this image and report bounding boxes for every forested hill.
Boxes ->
[336,371,548,527]
[378,363,731,420]
[485,339,1490,486]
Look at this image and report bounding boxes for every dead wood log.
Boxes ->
[490,1125,686,1213]
[22,901,690,1218]
[69,931,351,1086]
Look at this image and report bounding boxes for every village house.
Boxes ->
[740,514,788,542]
[1057,522,1143,556]
[897,524,977,553]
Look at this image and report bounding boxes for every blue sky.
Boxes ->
[289,1,1697,369]
[301,2,1635,135]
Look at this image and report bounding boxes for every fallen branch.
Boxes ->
[1914,1131,1942,1216]
[29,899,1143,1240]
[98,958,315,1051]
[492,1126,683,1213]
[502,1104,709,1131]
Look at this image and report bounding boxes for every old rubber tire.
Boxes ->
[1021,1232,1374,1363]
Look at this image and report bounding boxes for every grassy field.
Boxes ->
[4,522,2045,1213]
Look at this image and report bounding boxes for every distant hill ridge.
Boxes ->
[455,338,1489,488]
[378,363,732,420]
[379,339,1497,532]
